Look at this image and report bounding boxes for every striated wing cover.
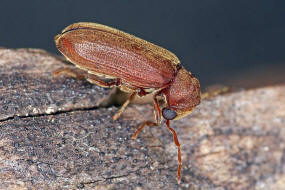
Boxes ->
[55,22,180,88]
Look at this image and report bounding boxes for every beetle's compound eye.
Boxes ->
[162,108,177,120]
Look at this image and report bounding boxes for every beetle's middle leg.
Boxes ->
[112,92,136,120]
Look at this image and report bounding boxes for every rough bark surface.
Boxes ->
[0,48,284,190]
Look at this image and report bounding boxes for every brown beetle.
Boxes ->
[54,22,201,182]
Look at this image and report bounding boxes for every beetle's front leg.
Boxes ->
[153,94,162,124]
[132,121,158,139]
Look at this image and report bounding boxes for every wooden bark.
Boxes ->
[0,48,284,190]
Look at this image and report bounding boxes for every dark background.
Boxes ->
[1,0,284,88]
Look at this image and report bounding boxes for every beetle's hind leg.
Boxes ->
[87,74,120,88]
[53,67,85,80]
[54,67,120,88]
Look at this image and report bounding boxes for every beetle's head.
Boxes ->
[162,67,201,120]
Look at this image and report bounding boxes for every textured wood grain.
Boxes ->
[0,48,285,190]
[0,48,108,121]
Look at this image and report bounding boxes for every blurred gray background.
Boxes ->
[1,0,284,88]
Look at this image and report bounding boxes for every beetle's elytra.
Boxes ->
[55,22,201,183]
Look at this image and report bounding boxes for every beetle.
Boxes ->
[54,22,201,183]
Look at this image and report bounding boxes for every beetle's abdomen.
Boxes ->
[55,24,178,88]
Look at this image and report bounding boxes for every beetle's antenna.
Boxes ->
[166,120,181,183]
